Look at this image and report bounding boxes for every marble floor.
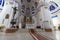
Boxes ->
[36,29,60,40]
[0,31,34,40]
[0,29,60,40]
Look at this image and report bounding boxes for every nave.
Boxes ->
[0,29,60,40]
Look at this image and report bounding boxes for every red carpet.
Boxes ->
[29,29,53,40]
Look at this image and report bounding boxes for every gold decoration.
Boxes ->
[24,16,32,24]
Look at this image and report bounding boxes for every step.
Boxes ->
[18,29,29,32]
[5,28,18,33]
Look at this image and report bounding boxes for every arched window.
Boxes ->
[5,14,9,19]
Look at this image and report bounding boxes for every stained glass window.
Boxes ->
[0,0,2,5]
[22,10,24,13]
[32,12,35,14]
[2,0,4,6]
[49,5,55,11]
[22,5,25,10]
[31,6,35,11]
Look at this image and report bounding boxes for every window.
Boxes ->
[0,0,2,5]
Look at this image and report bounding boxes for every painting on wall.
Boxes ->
[0,0,2,5]
[0,0,4,6]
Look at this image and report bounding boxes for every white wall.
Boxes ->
[39,6,53,29]
[38,0,60,30]
[0,0,19,28]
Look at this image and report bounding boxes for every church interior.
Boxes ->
[0,0,60,40]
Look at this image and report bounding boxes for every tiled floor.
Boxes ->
[0,31,34,40]
[0,29,60,40]
[36,29,60,40]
